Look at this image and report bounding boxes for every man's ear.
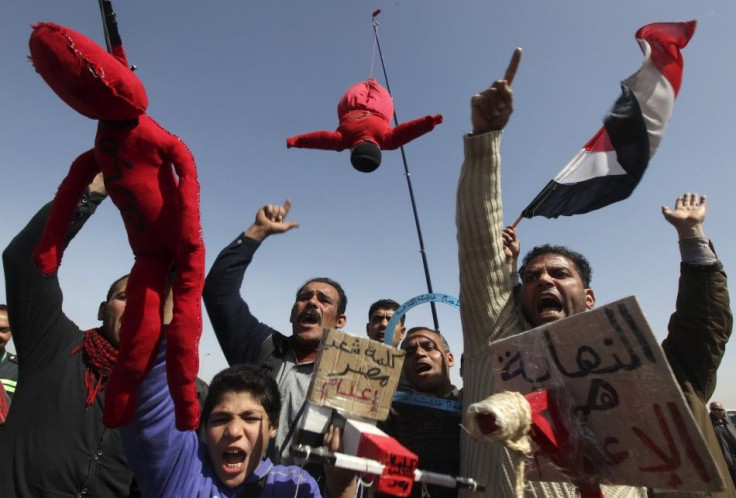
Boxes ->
[288,303,297,324]
[397,326,406,342]
[269,423,278,439]
[585,288,595,310]
[445,351,455,368]
[97,301,107,321]
[336,314,346,329]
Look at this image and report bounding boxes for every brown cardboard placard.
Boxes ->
[489,296,723,492]
[308,328,405,421]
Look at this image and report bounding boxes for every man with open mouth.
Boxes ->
[379,327,461,497]
[457,48,733,497]
[204,200,356,497]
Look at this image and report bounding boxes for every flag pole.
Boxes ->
[372,9,440,332]
[511,214,523,229]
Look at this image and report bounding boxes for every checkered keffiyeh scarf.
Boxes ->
[70,328,118,410]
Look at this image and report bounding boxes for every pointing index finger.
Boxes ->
[504,47,523,86]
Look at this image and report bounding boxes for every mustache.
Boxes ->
[298,307,321,320]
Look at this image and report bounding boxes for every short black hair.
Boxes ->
[368,299,406,325]
[296,277,347,315]
[0,304,7,312]
[519,245,593,288]
[203,364,281,428]
[106,274,130,302]
[402,327,450,353]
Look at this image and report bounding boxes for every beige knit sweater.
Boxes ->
[455,131,646,498]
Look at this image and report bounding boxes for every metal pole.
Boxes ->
[97,0,113,52]
[372,10,440,331]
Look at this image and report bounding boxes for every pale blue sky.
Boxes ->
[2,1,735,407]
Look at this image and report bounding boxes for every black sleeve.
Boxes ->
[203,235,279,366]
[3,191,105,365]
[662,261,732,401]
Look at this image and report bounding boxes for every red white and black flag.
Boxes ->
[521,21,696,219]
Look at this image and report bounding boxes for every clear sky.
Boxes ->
[2,1,735,408]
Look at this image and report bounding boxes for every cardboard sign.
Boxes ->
[309,328,405,420]
[489,296,723,492]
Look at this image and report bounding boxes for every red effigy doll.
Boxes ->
[30,3,204,430]
[287,78,442,172]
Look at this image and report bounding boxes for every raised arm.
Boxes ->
[456,48,522,346]
[470,48,520,135]
[120,338,202,497]
[243,199,300,243]
[3,170,106,362]
[203,201,299,365]
[661,192,732,400]
[503,226,521,275]
[33,149,100,274]
[661,192,707,240]
[503,225,522,289]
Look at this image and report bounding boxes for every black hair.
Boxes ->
[518,244,593,288]
[106,274,130,301]
[203,364,281,428]
[368,298,406,325]
[296,277,347,315]
[402,326,450,352]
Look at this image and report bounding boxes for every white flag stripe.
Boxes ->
[623,40,677,156]
[554,149,627,185]
[521,21,694,220]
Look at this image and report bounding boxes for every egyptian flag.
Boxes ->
[521,21,696,219]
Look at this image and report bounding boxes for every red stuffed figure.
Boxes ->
[30,4,204,430]
[286,78,442,172]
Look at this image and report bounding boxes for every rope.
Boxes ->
[463,392,532,498]
[370,17,378,78]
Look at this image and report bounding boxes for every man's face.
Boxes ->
[97,277,128,347]
[289,282,346,347]
[206,391,277,489]
[366,308,405,347]
[401,329,454,396]
[520,253,595,327]
[0,310,11,351]
[710,402,726,421]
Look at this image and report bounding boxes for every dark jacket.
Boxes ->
[203,235,325,486]
[710,412,736,481]
[0,193,139,497]
[379,388,462,498]
[656,260,735,497]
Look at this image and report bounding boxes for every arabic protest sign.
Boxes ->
[309,328,405,420]
[489,296,723,492]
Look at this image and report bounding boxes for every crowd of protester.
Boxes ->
[0,33,733,498]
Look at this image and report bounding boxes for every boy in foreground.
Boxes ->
[121,340,332,497]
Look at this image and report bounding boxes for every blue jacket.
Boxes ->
[120,340,321,498]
